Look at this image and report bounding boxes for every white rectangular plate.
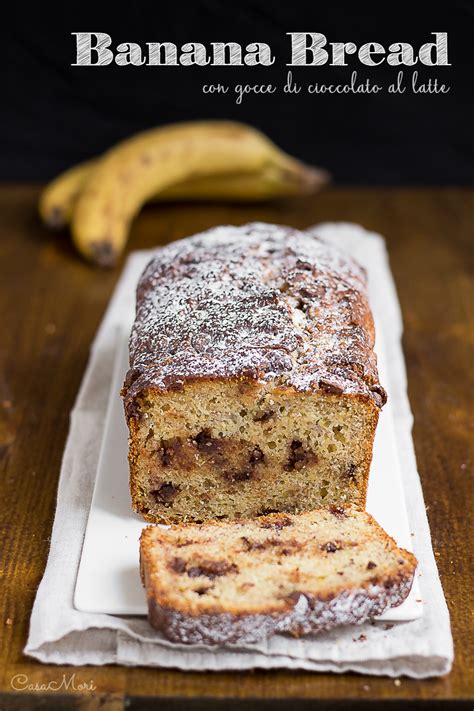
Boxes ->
[75,330,422,621]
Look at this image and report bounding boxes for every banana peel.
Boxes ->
[39,121,329,267]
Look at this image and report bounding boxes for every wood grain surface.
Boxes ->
[0,185,473,710]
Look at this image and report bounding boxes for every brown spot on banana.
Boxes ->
[38,159,96,229]
[90,241,119,268]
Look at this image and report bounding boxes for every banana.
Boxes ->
[40,158,327,229]
[71,121,326,267]
[159,163,328,202]
[38,160,95,229]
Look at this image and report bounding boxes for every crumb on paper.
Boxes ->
[394,679,401,687]
[5,618,12,626]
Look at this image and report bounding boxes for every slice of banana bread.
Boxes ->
[122,222,386,523]
[140,507,417,645]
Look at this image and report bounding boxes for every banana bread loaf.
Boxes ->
[140,507,416,645]
[122,222,386,523]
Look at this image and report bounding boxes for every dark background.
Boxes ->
[3,1,473,184]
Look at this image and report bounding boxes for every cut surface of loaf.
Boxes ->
[140,507,417,645]
[122,222,386,523]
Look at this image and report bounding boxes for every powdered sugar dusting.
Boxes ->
[123,223,385,408]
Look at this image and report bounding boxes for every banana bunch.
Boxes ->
[39,121,329,267]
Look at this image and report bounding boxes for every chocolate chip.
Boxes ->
[367,561,377,570]
[254,410,275,423]
[161,450,172,466]
[223,468,252,483]
[249,446,265,464]
[151,482,179,503]
[187,568,202,578]
[241,536,298,553]
[159,438,182,467]
[285,440,309,471]
[168,557,186,574]
[346,464,357,480]
[257,508,279,516]
[322,541,341,553]
[194,430,218,452]
[187,560,238,580]
[329,506,347,518]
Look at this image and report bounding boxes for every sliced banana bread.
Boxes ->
[140,506,416,645]
[123,222,386,523]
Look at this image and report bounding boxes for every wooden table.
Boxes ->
[0,186,472,710]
